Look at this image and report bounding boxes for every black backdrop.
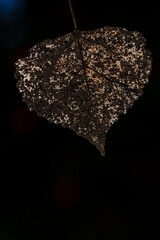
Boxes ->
[0,0,160,239]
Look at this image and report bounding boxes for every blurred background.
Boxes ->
[0,0,160,239]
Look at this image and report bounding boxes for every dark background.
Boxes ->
[0,0,160,239]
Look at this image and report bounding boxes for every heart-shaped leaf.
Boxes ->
[15,26,152,155]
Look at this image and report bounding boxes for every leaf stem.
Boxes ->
[68,0,77,29]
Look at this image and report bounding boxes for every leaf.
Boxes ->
[14,26,152,156]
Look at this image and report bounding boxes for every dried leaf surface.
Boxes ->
[15,26,152,155]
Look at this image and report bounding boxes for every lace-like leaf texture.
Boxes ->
[15,26,152,156]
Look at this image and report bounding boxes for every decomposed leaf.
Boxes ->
[14,1,152,156]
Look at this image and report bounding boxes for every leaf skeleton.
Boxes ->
[15,0,152,156]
